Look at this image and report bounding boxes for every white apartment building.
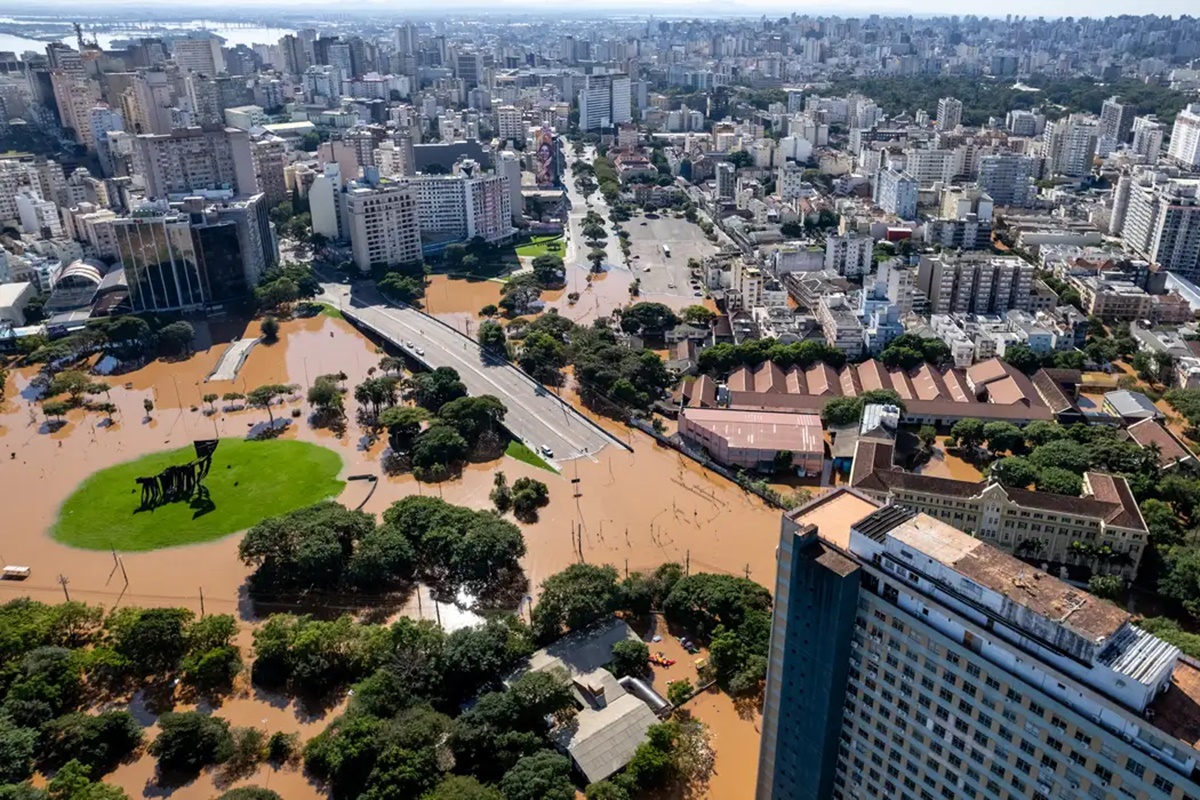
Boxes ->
[1118,171,1200,281]
[16,193,63,238]
[343,180,423,272]
[309,163,343,242]
[875,167,918,220]
[1043,114,1099,177]
[817,293,865,359]
[776,161,811,201]
[824,232,873,278]
[935,96,963,130]
[405,160,513,245]
[577,73,632,131]
[495,105,524,142]
[172,38,224,75]
[224,105,266,130]
[1131,115,1166,160]
[1098,95,1133,156]
[917,253,1034,315]
[1168,103,1200,170]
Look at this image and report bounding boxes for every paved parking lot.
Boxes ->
[625,213,719,298]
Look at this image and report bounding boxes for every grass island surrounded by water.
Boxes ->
[53,438,345,551]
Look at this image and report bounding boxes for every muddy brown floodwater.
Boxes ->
[1,313,779,799]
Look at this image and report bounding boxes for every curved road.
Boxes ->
[321,279,621,464]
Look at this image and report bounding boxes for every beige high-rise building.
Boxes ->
[343,180,423,271]
[1168,103,1200,170]
[134,126,258,198]
[50,70,102,146]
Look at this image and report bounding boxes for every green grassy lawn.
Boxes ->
[53,438,345,551]
[505,440,557,473]
[319,303,345,320]
[514,235,564,258]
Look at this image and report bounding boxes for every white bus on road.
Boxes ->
[661,244,671,257]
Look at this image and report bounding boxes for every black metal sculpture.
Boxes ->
[135,440,220,511]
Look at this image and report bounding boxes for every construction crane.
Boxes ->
[73,22,85,49]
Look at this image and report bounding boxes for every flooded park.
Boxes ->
[0,306,777,799]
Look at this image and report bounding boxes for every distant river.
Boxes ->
[0,22,293,57]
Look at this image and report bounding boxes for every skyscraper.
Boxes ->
[577,73,632,132]
[133,126,257,198]
[1098,95,1134,156]
[757,489,1200,800]
[1118,170,1200,281]
[1131,115,1166,160]
[343,178,423,272]
[1043,115,1099,177]
[1168,103,1200,170]
[977,153,1036,207]
[935,96,963,131]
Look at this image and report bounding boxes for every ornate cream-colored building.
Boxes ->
[849,439,1149,577]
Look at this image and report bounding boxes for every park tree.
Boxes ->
[0,717,36,784]
[43,759,129,799]
[1024,420,1068,447]
[667,679,693,707]
[517,332,566,384]
[378,406,430,452]
[149,712,233,777]
[500,751,576,800]
[820,397,860,426]
[48,370,95,405]
[260,316,280,343]
[247,383,296,424]
[307,375,345,421]
[491,472,512,512]
[1088,575,1123,601]
[609,640,650,678]
[983,422,1024,455]
[917,425,938,451]
[1141,499,1183,547]
[587,249,607,271]
[949,418,985,450]
[42,400,70,423]
[990,457,1038,488]
[38,711,142,775]
[478,320,507,353]
[1028,439,1091,474]
[217,790,282,800]
[408,367,467,413]
[157,321,196,357]
[238,501,377,594]
[378,273,425,304]
[499,274,543,316]
[108,607,194,678]
[510,477,549,522]
[354,376,400,416]
[530,255,566,287]
[1002,343,1044,375]
[681,305,715,325]
[437,395,506,445]
[1035,467,1083,496]
[202,393,219,413]
[480,304,498,317]
[410,424,470,480]
[425,776,503,800]
[620,302,680,336]
[532,564,623,641]
[1161,544,1200,618]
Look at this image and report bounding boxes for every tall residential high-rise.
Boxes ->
[112,194,274,312]
[1131,115,1166,160]
[278,34,309,76]
[715,162,736,201]
[977,153,1036,208]
[133,126,257,198]
[916,252,1034,314]
[1098,95,1134,156]
[171,38,224,76]
[756,491,1200,800]
[1118,170,1200,281]
[404,159,513,245]
[394,23,419,56]
[577,73,632,131]
[874,166,918,220]
[50,69,102,147]
[935,96,962,131]
[1043,114,1099,177]
[342,178,423,272]
[1167,103,1200,170]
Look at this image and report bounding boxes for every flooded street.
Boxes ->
[2,311,779,798]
